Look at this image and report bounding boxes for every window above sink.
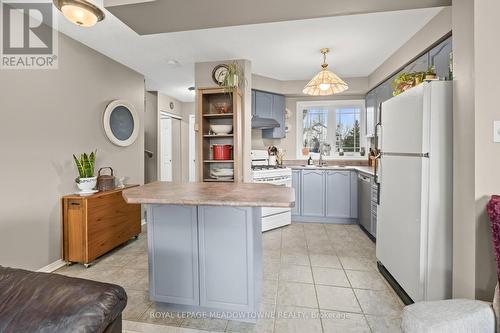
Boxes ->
[296,100,367,160]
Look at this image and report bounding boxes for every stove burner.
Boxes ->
[251,165,285,170]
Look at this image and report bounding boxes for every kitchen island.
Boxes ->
[123,182,294,322]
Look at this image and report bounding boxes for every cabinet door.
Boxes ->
[365,90,376,137]
[429,36,452,80]
[325,171,351,218]
[262,94,286,139]
[301,170,325,217]
[254,91,273,119]
[251,90,256,116]
[291,170,301,216]
[198,206,259,312]
[350,172,358,218]
[148,205,199,305]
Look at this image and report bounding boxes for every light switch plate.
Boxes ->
[494,121,500,143]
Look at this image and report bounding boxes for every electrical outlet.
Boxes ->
[494,121,500,143]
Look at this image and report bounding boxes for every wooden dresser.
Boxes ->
[61,185,141,266]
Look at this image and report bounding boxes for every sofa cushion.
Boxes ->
[0,266,127,333]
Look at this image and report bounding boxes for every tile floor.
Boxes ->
[56,222,404,333]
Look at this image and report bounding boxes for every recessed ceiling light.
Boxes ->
[53,0,105,27]
[167,59,179,66]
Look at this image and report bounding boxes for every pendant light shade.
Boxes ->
[53,0,105,27]
[303,48,348,96]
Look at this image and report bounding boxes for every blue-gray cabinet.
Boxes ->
[254,90,273,119]
[253,89,286,139]
[148,205,199,305]
[148,204,262,316]
[301,170,325,217]
[198,206,259,312]
[291,170,301,216]
[429,37,452,80]
[325,171,351,218]
[251,90,256,116]
[293,169,358,223]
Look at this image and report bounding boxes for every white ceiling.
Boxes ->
[55,3,443,102]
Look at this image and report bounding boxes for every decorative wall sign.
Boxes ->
[103,100,139,147]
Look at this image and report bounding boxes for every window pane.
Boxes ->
[336,108,361,153]
[302,109,332,156]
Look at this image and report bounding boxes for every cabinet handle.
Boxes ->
[70,202,80,206]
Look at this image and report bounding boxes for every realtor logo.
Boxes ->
[1,0,58,69]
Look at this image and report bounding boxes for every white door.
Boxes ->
[381,84,428,154]
[189,115,196,182]
[160,117,173,181]
[376,154,428,302]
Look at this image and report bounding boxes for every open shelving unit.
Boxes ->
[197,87,243,182]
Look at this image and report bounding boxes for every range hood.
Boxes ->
[251,116,280,129]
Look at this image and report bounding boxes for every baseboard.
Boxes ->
[37,259,66,273]
[291,216,357,224]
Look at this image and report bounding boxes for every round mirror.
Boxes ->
[103,100,139,147]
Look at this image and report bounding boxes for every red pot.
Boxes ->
[212,145,232,160]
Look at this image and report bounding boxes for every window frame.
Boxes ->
[295,100,366,160]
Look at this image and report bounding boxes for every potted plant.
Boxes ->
[222,61,245,91]
[425,65,437,80]
[73,150,97,192]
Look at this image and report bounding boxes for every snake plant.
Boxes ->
[73,150,96,182]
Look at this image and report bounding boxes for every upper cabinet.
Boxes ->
[365,35,452,136]
[253,89,286,139]
[254,90,273,119]
[429,37,452,80]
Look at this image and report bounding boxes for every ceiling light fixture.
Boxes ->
[53,0,105,27]
[303,48,348,96]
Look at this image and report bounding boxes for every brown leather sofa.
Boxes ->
[0,266,127,333]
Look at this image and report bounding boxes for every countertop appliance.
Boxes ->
[375,81,452,304]
[251,150,292,231]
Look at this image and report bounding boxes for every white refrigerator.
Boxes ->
[375,81,453,303]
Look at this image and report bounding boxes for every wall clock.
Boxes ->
[103,100,139,147]
[212,64,229,85]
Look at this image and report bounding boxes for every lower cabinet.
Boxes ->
[292,169,358,223]
[326,171,351,218]
[148,205,261,313]
[301,170,325,217]
[149,205,199,305]
[198,206,258,311]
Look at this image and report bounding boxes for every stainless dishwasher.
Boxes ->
[357,173,372,234]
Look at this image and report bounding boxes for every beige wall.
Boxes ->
[368,7,452,90]
[144,91,158,183]
[474,0,500,300]
[0,32,145,270]
[144,92,191,183]
[180,102,195,182]
[195,60,253,182]
[451,0,476,300]
[452,0,499,301]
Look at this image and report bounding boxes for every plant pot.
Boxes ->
[77,176,97,192]
[425,74,436,80]
[226,74,239,87]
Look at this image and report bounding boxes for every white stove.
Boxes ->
[251,150,292,231]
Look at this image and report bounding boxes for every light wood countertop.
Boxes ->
[122,181,295,207]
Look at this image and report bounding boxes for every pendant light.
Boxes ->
[53,0,105,27]
[303,48,348,96]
